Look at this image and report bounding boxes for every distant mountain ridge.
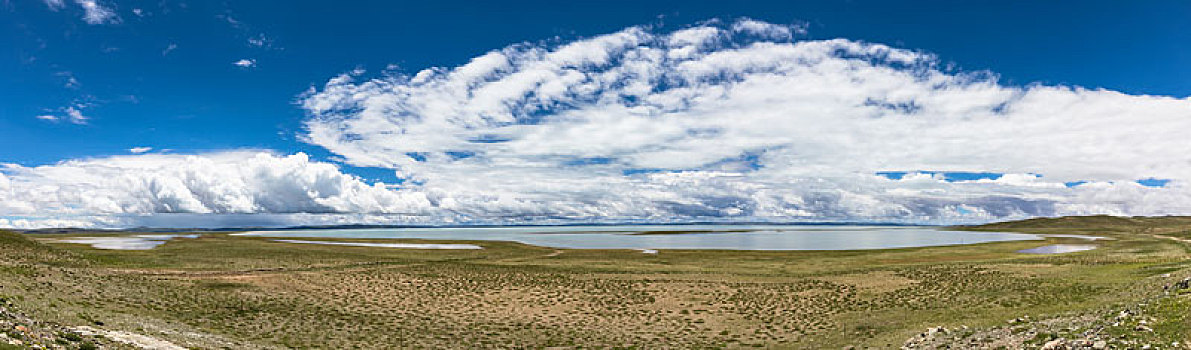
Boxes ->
[19,215,1191,234]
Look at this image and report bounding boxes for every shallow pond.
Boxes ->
[1017,244,1098,254]
[56,234,199,250]
[236,225,1042,251]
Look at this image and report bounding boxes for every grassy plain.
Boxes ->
[0,216,1188,348]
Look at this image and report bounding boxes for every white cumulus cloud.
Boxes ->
[0,151,434,228]
[296,19,1191,225]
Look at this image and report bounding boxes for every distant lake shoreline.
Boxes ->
[234,225,1043,251]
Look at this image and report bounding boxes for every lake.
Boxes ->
[234,225,1042,251]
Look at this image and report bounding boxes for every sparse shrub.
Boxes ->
[59,331,83,342]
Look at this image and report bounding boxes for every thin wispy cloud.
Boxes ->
[217,14,242,28]
[42,0,120,24]
[247,34,275,49]
[63,106,89,124]
[75,0,120,25]
[42,0,66,11]
[128,147,153,154]
[56,71,80,89]
[233,58,256,68]
[220,12,280,50]
[34,105,90,125]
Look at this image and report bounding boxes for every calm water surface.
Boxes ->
[236,225,1041,251]
[57,234,199,250]
[1017,244,1098,254]
[272,239,482,250]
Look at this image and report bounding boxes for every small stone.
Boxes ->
[1042,339,1064,350]
[1093,340,1108,349]
[1136,325,1153,332]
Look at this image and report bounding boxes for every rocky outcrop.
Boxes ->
[0,297,109,349]
[0,296,185,350]
[899,275,1191,350]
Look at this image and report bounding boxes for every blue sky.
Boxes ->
[5,0,1190,170]
[2,1,1191,228]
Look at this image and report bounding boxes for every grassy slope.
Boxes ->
[0,217,1185,348]
[971,215,1191,241]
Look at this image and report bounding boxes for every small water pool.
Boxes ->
[55,234,199,250]
[1017,244,1098,254]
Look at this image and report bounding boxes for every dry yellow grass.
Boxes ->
[0,217,1188,348]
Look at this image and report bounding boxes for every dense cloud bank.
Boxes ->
[0,152,434,228]
[5,19,1191,228]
